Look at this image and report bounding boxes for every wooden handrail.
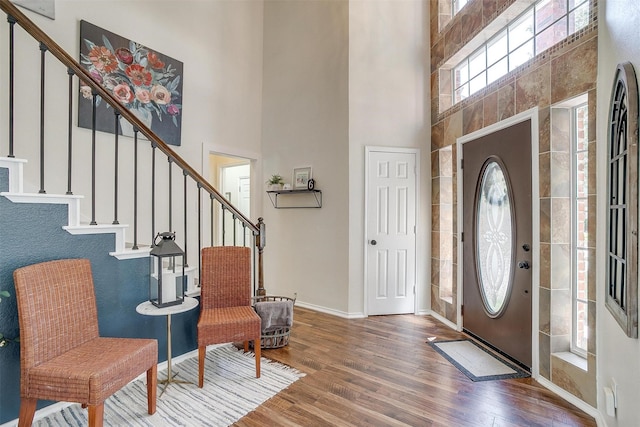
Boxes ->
[0,0,259,234]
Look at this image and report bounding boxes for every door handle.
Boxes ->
[370,240,377,246]
[518,261,530,269]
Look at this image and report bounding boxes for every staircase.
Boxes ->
[0,0,266,423]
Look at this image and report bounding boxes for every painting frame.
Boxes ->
[293,167,312,189]
[78,20,183,146]
[13,0,55,20]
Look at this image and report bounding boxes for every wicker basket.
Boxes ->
[252,294,296,349]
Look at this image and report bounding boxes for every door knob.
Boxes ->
[370,240,377,246]
[518,261,530,269]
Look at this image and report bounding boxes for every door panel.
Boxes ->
[367,150,416,315]
[221,164,250,246]
[462,120,532,368]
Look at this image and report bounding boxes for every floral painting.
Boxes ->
[78,20,183,146]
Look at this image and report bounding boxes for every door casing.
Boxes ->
[456,108,540,378]
[364,146,420,316]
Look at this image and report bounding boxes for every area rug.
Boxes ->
[428,339,529,382]
[33,344,304,426]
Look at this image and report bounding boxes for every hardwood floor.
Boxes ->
[236,307,596,427]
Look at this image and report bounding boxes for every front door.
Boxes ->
[366,149,417,315]
[462,119,532,368]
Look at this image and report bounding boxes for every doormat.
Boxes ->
[428,339,530,382]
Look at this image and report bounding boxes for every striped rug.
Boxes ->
[33,344,304,427]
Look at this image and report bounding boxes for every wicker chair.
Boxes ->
[13,259,158,427]
[198,246,261,387]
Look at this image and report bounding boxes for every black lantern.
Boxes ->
[149,232,185,308]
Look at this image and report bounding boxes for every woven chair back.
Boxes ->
[14,259,100,372]
[201,246,251,309]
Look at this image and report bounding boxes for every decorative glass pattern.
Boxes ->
[475,161,513,316]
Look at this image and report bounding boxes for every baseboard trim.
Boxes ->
[295,300,365,319]
[428,311,460,331]
[535,377,605,426]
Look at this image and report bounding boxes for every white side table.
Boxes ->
[136,297,199,395]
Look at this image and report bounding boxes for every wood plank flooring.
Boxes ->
[236,307,596,427]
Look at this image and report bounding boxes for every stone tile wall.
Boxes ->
[430,0,598,406]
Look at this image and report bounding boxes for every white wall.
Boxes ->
[0,0,264,262]
[597,1,640,425]
[260,0,428,317]
[348,0,429,315]
[261,0,351,313]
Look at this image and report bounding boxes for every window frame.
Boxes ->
[451,0,589,105]
[571,101,589,358]
[605,62,639,339]
[452,0,469,16]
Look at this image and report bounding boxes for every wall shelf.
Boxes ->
[266,189,322,209]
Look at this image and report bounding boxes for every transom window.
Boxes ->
[453,0,589,104]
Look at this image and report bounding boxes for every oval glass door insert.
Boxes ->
[475,159,514,317]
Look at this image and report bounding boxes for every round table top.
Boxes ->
[136,296,199,316]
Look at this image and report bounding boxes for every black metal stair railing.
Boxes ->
[0,0,266,295]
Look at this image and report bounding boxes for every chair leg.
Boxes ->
[17,398,37,427]
[88,404,104,427]
[147,364,157,414]
[198,346,206,388]
[255,338,261,378]
[244,340,249,352]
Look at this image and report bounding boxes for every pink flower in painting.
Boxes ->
[126,64,152,87]
[167,104,180,116]
[89,70,103,84]
[80,84,92,100]
[150,85,171,105]
[135,88,151,104]
[88,46,118,73]
[115,47,134,65]
[113,83,134,104]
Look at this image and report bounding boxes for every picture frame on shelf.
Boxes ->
[293,167,312,189]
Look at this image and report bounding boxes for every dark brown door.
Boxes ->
[462,119,532,369]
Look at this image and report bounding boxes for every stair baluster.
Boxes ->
[183,171,188,267]
[113,112,120,224]
[132,129,139,250]
[66,68,74,195]
[38,42,46,194]
[151,143,156,240]
[7,14,15,158]
[90,90,97,224]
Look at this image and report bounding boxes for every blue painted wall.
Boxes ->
[0,169,199,423]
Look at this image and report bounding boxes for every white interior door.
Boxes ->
[237,176,251,243]
[221,164,250,246]
[366,149,417,315]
